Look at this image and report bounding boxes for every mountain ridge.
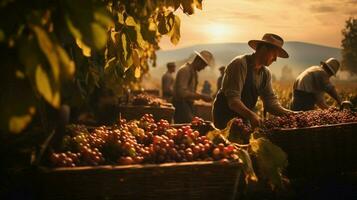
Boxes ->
[143,41,343,90]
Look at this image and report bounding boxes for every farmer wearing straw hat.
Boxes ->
[291,58,342,111]
[213,33,295,129]
[173,50,214,123]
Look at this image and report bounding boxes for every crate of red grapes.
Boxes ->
[119,93,175,122]
[34,114,242,200]
[263,108,357,177]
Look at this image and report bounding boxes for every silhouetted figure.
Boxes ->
[201,80,212,96]
[161,62,176,101]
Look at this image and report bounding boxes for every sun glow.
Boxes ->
[204,23,235,43]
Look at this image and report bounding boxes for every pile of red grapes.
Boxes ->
[264,107,357,130]
[49,114,239,167]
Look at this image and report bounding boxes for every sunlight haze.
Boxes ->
[159,0,357,50]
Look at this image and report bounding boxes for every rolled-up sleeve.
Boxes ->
[260,69,283,112]
[222,59,246,101]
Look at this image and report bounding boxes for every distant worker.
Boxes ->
[201,80,212,97]
[173,50,214,123]
[291,58,342,111]
[216,66,225,95]
[161,62,176,100]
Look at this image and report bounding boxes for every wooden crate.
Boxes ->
[265,122,357,178]
[35,161,242,200]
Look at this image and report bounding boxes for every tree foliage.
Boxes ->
[0,0,204,134]
[341,17,357,74]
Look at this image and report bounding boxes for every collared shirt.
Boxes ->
[221,54,282,113]
[173,63,198,101]
[162,71,175,97]
[293,65,333,103]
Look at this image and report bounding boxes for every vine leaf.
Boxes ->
[9,107,35,134]
[169,15,181,45]
[32,25,60,82]
[35,65,60,108]
[76,39,91,57]
[250,137,288,189]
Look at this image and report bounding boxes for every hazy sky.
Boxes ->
[159,0,357,50]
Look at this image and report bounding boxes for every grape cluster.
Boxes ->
[49,114,239,167]
[191,116,215,136]
[132,94,161,107]
[264,108,357,130]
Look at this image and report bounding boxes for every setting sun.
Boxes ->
[204,23,235,43]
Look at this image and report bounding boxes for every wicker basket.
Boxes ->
[265,122,357,177]
[119,105,175,122]
[35,161,242,200]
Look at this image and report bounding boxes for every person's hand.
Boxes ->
[249,113,263,128]
[201,94,213,102]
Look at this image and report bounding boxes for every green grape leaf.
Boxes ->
[236,148,258,183]
[35,65,60,108]
[56,44,75,78]
[90,22,108,50]
[76,38,91,57]
[121,32,128,60]
[169,15,181,45]
[32,25,60,82]
[249,137,288,189]
[9,112,33,134]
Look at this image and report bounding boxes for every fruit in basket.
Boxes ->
[191,116,215,136]
[264,107,357,130]
[50,114,242,167]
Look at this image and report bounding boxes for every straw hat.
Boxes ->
[248,33,289,58]
[194,50,214,66]
[321,58,340,76]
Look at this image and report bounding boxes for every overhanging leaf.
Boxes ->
[76,38,91,57]
[9,112,33,134]
[65,15,82,39]
[56,46,75,78]
[32,25,60,82]
[35,65,60,108]
[125,16,136,26]
[90,22,107,49]
[169,15,181,45]
[94,8,114,28]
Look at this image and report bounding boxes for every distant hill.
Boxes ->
[144,42,343,91]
